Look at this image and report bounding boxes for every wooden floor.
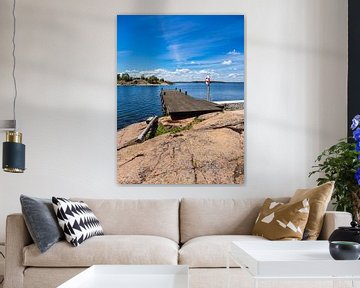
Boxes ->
[160,90,223,119]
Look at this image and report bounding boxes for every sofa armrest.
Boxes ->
[318,211,352,240]
[4,213,32,288]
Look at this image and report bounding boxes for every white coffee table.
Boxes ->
[228,241,360,288]
[58,265,189,288]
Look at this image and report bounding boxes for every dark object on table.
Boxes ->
[329,221,360,244]
[329,241,360,260]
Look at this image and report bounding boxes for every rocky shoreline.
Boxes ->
[222,102,244,111]
[117,82,171,86]
[117,110,244,184]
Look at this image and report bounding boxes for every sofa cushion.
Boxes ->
[20,195,64,253]
[52,197,104,247]
[180,198,289,243]
[72,199,179,243]
[290,181,334,240]
[179,235,267,268]
[252,198,310,240]
[23,235,178,267]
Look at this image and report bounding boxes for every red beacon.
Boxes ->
[205,75,211,86]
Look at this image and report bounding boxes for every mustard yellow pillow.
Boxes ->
[252,198,310,240]
[289,181,334,240]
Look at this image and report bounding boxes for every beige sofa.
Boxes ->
[4,198,352,288]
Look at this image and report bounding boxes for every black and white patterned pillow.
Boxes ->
[52,197,104,247]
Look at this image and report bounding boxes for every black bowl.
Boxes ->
[329,241,360,260]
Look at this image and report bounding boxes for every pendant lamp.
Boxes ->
[1,0,26,173]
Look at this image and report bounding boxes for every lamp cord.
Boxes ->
[0,251,4,284]
[11,0,18,129]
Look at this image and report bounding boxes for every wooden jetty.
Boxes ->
[160,90,223,119]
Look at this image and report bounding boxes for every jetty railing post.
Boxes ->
[205,75,211,101]
[136,116,159,143]
[160,91,166,114]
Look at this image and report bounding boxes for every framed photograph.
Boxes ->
[117,15,245,184]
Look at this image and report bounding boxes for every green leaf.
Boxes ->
[309,138,360,215]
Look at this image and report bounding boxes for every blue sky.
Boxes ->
[117,15,244,82]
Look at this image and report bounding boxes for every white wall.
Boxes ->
[0,0,347,242]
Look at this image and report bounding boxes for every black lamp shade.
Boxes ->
[3,141,25,173]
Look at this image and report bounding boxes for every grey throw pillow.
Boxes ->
[20,195,64,253]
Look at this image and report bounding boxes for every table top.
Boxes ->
[58,265,189,288]
[231,240,360,278]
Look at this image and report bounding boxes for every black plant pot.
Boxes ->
[329,241,360,260]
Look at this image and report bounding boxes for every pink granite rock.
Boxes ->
[117,111,244,184]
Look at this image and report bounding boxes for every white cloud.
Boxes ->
[227,49,241,55]
[123,69,140,74]
[228,73,241,79]
[119,67,241,82]
[168,44,182,62]
[175,68,190,74]
[154,68,167,73]
[222,60,232,65]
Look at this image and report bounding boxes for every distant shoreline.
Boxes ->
[117,74,173,86]
[174,81,244,84]
[117,81,244,86]
[117,83,172,86]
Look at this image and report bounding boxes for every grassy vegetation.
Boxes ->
[152,118,203,138]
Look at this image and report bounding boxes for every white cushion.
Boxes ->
[179,235,267,267]
[52,197,103,247]
[23,235,179,267]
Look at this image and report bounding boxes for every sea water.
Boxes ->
[117,82,244,130]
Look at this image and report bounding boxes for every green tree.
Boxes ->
[148,75,159,84]
[121,73,131,82]
[309,139,360,220]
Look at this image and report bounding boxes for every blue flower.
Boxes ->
[354,128,360,142]
[357,142,360,152]
[356,167,360,186]
[352,115,360,130]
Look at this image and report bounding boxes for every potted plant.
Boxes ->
[309,115,360,222]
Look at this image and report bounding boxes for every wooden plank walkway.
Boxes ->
[160,90,223,119]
